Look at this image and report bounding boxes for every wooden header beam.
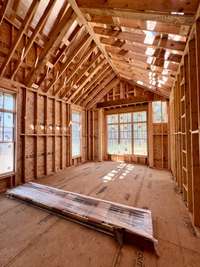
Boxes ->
[96,96,155,108]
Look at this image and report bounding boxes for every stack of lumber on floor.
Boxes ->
[7,182,157,249]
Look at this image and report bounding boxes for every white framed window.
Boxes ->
[107,111,147,156]
[72,111,81,158]
[133,112,147,156]
[0,91,16,175]
[152,101,168,123]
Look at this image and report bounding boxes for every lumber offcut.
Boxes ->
[7,182,157,250]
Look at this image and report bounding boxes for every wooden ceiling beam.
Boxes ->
[0,0,11,24]
[81,7,194,26]
[11,0,56,80]
[25,6,75,88]
[76,0,199,14]
[45,34,92,93]
[0,0,40,77]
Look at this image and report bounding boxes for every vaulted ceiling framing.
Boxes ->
[0,0,199,108]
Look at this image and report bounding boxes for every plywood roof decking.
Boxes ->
[0,0,199,105]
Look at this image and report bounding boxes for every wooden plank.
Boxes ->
[89,15,190,36]
[94,26,186,51]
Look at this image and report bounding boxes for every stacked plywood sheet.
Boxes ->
[7,182,157,250]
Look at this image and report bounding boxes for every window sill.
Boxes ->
[72,155,81,159]
[0,172,15,180]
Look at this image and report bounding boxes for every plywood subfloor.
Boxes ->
[1,161,200,267]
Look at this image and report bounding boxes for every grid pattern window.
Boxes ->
[0,92,15,175]
[133,112,147,156]
[72,111,81,158]
[107,111,147,156]
[152,101,168,123]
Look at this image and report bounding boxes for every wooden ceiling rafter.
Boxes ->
[62,49,102,94]
[10,0,56,80]
[0,0,40,77]
[126,79,170,98]
[44,33,92,94]
[54,42,97,97]
[25,5,76,88]
[38,25,85,90]
[66,58,108,101]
